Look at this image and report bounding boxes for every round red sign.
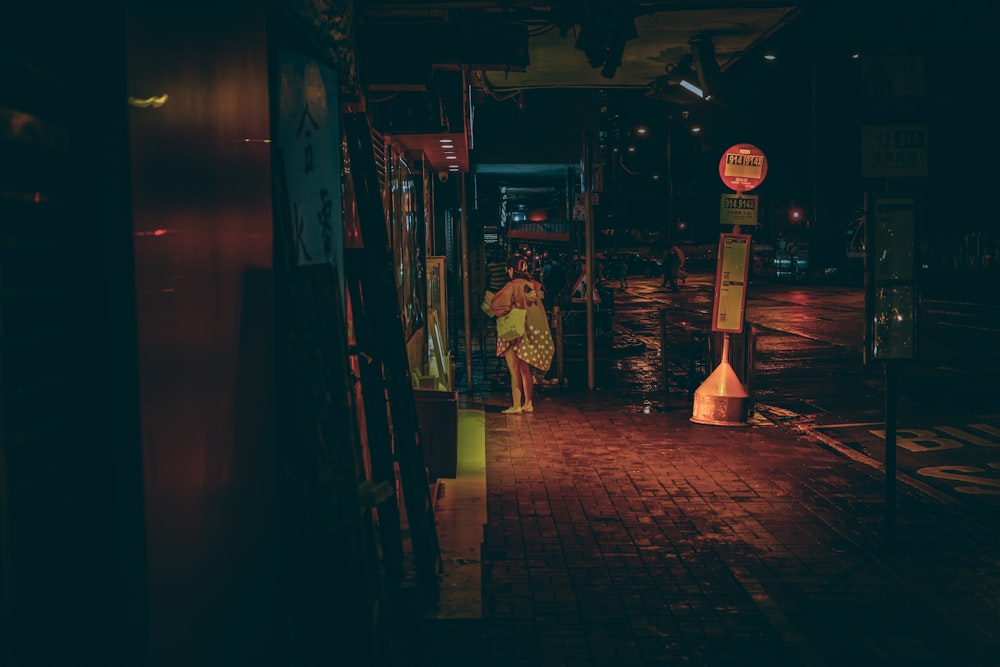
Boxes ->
[718,143,768,193]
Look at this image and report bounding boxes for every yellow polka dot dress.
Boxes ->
[491,278,555,372]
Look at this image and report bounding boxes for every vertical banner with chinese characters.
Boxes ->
[277,51,343,276]
[711,233,751,334]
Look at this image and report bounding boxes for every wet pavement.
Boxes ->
[602,272,1000,520]
[416,272,1000,666]
[471,391,1000,666]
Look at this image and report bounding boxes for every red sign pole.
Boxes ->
[691,144,769,427]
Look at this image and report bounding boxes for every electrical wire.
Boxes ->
[472,70,522,102]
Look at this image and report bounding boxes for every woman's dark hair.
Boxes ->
[506,255,532,279]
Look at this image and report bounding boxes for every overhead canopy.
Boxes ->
[481,6,800,91]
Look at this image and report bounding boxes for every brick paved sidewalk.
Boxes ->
[474,388,1000,666]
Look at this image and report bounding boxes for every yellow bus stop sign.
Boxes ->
[720,193,758,226]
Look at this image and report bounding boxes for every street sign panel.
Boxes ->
[719,144,767,193]
[861,125,928,178]
[866,198,917,361]
[862,57,925,97]
[572,193,599,221]
[720,193,758,226]
[711,233,752,333]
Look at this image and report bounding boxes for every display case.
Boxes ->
[415,255,456,479]
[417,255,451,391]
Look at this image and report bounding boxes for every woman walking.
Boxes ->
[490,256,555,414]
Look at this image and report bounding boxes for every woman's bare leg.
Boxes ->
[503,348,523,413]
[517,357,534,411]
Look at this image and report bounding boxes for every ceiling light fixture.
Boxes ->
[678,78,705,98]
[665,55,705,99]
[644,75,695,105]
[689,35,722,102]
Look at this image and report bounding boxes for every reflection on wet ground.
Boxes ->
[466,276,720,412]
[465,269,879,420]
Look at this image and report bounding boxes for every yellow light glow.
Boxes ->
[128,94,169,109]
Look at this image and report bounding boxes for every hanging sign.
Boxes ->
[719,144,767,193]
[861,125,928,178]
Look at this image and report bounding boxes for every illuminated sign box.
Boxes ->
[711,233,751,334]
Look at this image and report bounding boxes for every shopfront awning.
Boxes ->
[508,221,571,243]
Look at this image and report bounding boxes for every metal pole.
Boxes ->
[460,174,473,393]
[810,48,818,269]
[554,305,564,387]
[659,307,668,394]
[884,361,897,543]
[666,122,673,242]
[584,132,595,390]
